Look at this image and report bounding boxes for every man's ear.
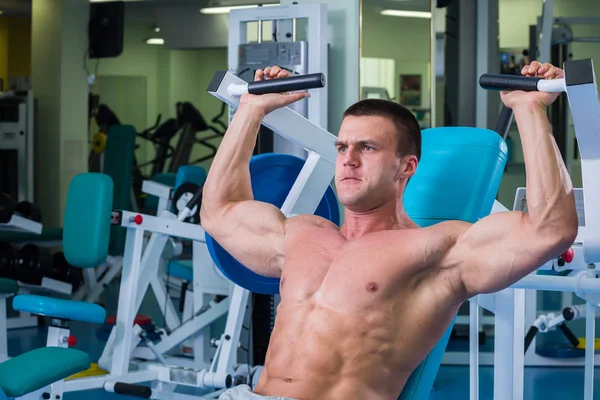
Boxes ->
[396,155,418,180]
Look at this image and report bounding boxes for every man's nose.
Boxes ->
[343,148,359,167]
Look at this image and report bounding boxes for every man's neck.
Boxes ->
[340,201,416,240]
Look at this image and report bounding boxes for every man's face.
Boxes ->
[334,115,416,212]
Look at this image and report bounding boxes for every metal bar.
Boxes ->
[469,300,479,400]
[110,228,145,376]
[585,298,595,399]
[207,70,337,164]
[119,210,206,243]
[538,0,555,62]
[511,274,600,292]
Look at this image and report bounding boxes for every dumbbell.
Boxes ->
[14,201,42,223]
[53,252,83,290]
[0,193,42,223]
[14,244,55,285]
[0,193,16,223]
[0,242,18,279]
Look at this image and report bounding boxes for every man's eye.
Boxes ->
[338,146,347,153]
[364,146,374,151]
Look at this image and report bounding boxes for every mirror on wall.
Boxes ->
[360,0,433,128]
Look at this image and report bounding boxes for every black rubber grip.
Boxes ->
[524,326,538,354]
[247,73,326,95]
[559,323,581,348]
[185,187,203,210]
[113,382,152,398]
[479,74,541,92]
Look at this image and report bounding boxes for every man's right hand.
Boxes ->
[239,66,310,116]
[500,61,564,110]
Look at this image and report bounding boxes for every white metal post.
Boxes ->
[584,266,596,400]
[538,0,555,63]
[469,298,479,400]
[215,285,250,380]
[493,288,523,400]
[110,228,145,376]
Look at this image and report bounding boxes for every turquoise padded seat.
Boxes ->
[12,294,107,324]
[63,173,113,269]
[174,165,207,189]
[167,260,194,282]
[0,347,90,398]
[398,126,507,400]
[0,278,18,295]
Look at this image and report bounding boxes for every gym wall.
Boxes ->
[93,18,227,174]
[0,16,31,91]
[361,4,431,109]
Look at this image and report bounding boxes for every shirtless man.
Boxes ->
[200,61,578,400]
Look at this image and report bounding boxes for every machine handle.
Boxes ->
[495,105,514,141]
[479,74,541,92]
[247,73,326,95]
[105,382,152,398]
[185,187,203,211]
[524,325,539,354]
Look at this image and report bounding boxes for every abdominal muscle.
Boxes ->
[252,299,425,400]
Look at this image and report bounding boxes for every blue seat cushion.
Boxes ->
[398,126,507,400]
[12,294,106,324]
[167,260,193,282]
[0,347,90,398]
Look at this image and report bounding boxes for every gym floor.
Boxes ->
[7,323,600,399]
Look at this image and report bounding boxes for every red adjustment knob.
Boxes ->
[133,214,143,225]
[67,335,77,347]
[561,248,575,263]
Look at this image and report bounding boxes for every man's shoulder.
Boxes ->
[425,220,472,239]
[285,214,340,231]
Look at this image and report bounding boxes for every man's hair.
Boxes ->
[342,99,421,161]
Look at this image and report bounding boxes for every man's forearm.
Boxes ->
[203,104,265,209]
[514,103,576,234]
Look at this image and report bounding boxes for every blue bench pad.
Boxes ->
[12,295,106,324]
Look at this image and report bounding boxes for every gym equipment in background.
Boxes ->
[228,2,328,159]
[0,90,34,203]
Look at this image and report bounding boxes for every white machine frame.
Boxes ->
[468,59,600,400]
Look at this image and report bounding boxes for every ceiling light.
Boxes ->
[200,4,278,14]
[155,27,160,32]
[146,38,164,45]
[380,10,432,18]
[0,11,4,14]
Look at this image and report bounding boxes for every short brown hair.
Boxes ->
[343,99,421,161]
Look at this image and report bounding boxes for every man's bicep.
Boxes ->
[445,212,552,297]
[206,200,287,278]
